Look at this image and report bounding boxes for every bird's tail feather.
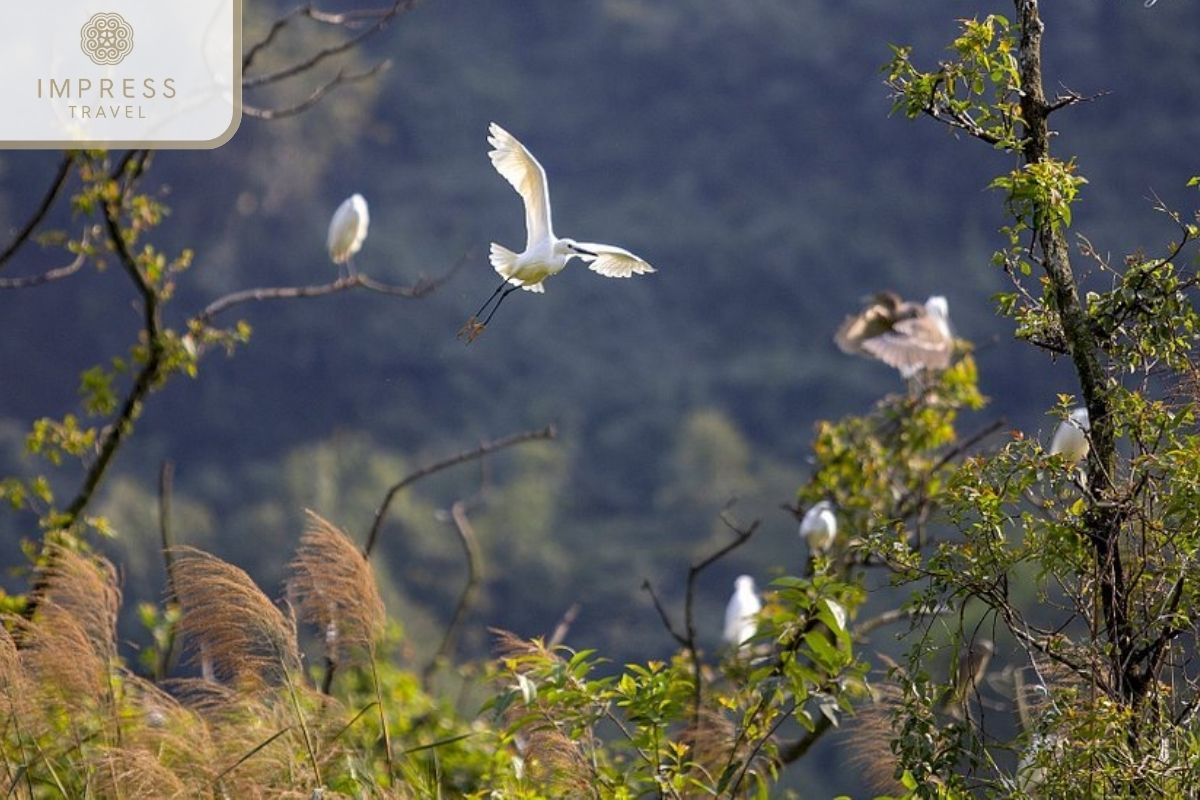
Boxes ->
[489,243,519,279]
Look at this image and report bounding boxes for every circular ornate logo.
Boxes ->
[80,12,134,66]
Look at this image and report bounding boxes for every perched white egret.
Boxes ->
[800,500,837,556]
[327,193,369,277]
[1049,407,1089,465]
[835,291,954,376]
[460,123,655,340]
[723,575,762,649]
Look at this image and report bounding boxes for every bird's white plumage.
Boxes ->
[800,500,837,555]
[1049,407,1090,464]
[723,575,761,649]
[485,122,654,292]
[488,124,553,247]
[327,194,369,266]
[573,242,656,278]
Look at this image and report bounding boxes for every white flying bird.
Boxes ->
[1049,407,1089,465]
[460,123,655,340]
[327,194,369,277]
[723,575,762,650]
[800,500,837,556]
[835,292,954,376]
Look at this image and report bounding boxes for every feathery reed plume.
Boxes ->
[288,511,392,781]
[171,546,300,686]
[843,683,906,795]
[522,724,594,796]
[120,674,213,791]
[12,605,107,709]
[0,624,33,758]
[10,547,122,726]
[288,510,385,661]
[491,628,560,672]
[34,544,120,656]
[90,747,189,799]
[0,623,23,698]
[679,706,738,783]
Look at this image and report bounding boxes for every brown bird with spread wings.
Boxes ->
[834,291,954,376]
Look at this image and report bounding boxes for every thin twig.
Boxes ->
[363,425,558,558]
[424,500,483,681]
[193,253,464,326]
[244,60,391,120]
[243,0,416,89]
[547,603,580,648]
[157,460,180,679]
[0,153,74,271]
[643,510,759,729]
[61,152,162,528]
[0,248,87,290]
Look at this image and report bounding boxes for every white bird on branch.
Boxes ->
[327,194,369,278]
[835,291,954,376]
[723,575,761,650]
[459,123,655,341]
[1049,407,1089,465]
[800,500,837,556]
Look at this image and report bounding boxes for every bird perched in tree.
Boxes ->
[1049,407,1090,465]
[944,637,994,718]
[723,575,761,649]
[459,123,656,341]
[835,292,954,376]
[800,500,837,556]
[327,194,369,277]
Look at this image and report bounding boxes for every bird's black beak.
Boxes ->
[568,243,597,257]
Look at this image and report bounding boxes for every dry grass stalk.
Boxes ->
[288,510,385,662]
[171,546,300,686]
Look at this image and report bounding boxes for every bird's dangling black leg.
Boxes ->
[472,275,510,320]
[481,284,521,327]
[459,275,514,343]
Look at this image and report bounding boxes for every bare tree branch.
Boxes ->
[244,61,391,120]
[547,603,580,648]
[363,425,558,558]
[193,253,465,328]
[243,0,417,89]
[424,499,483,682]
[0,240,88,290]
[643,509,760,728]
[0,153,74,272]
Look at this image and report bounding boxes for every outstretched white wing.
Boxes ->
[488,123,553,248]
[572,242,656,278]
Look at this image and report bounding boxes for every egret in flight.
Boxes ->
[1049,407,1089,465]
[835,292,953,376]
[800,500,837,556]
[723,575,761,650]
[459,123,656,341]
[327,194,369,278]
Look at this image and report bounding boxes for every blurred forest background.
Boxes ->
[0,0,1196,794]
